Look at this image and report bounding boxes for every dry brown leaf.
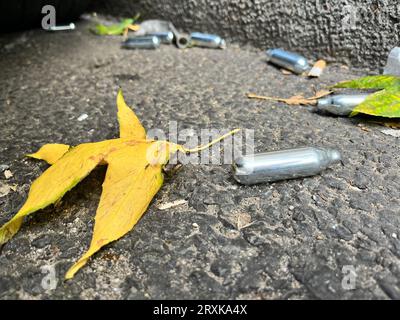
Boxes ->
[236,212,252,230]
[366,120,400,129]
[380,121,400,129]
[247,90,332,106]
[311,90,332,100]
[357,124,371,132]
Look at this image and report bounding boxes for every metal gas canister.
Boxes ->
[233,147,341,185]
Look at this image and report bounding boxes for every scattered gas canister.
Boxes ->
[189,32,226,49]
[317,94,369,116]
[122,36,160,49]
[265,48,310,74]
[384,47,400,76]
[147,31,174,44]
[233,147,341,185]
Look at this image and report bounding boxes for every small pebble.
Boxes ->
[289,205,295,211]
[0,182,17,197]
[192,223,199,229]
[4,170,13,179]
[77,113,89,121]
[392,233,398,239]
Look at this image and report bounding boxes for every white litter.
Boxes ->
[0,182,17,197]
[381,128,400,138]
[4,169,13,179]
[158,199,187,210]
[77,113,89,122]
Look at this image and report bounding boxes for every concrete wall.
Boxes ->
[91,0,400,71]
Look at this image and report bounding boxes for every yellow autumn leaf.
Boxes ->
[0,139,125,245]
[0,89,239,279]
[27,143,71,165]
[65,141,171,279]
[117,89,146,139]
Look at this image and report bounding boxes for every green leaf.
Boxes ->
[92,18,134,35]
[353,88,400,118]
[334,75,400,90]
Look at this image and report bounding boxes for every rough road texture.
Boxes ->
[91,0,400,71]
[0,21,400,300]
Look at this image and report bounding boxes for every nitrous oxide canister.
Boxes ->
[233,147,341,185]
[317,94,369,116]
[147,31,174,44]
[265,48,310,74]
[189,32,226,49]
[122,36,161,49]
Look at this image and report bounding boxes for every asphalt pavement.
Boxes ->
[0,21,399,299]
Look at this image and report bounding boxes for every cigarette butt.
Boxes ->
[308,60,327,77]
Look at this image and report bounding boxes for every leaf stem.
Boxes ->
[247,93,281,101]
[179,128,241,153]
